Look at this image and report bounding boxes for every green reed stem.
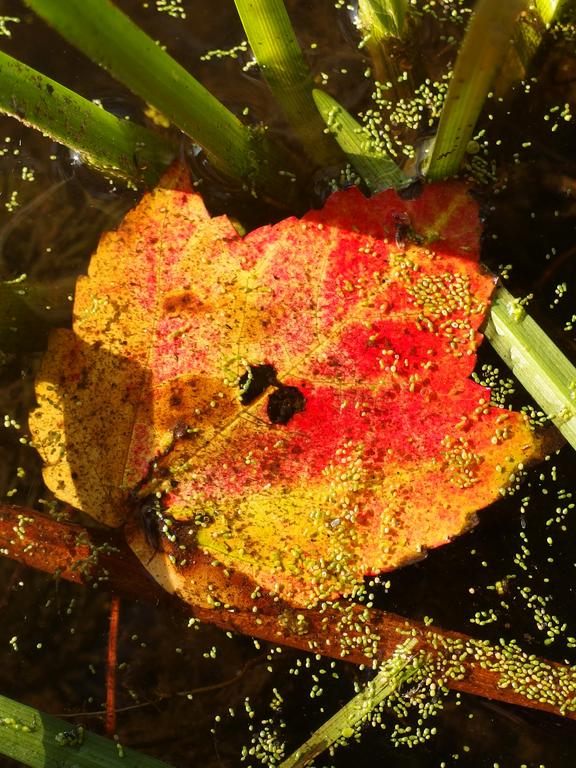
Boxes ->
[356,0,413,102]
[515,0,567,69]
[358,0,407,38]
[312,89,409,192]
[483,285,576,450]
[0,693,173,768]
[23,0,295,198]
[0,50,173,186]
[233,0,340,166]
[280,639,419,768]
[425,0,528,181]
[495,0,567,99]
[535,0,567,23]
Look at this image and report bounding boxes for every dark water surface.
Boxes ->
[1,1,576,766]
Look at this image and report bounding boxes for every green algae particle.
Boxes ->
[0,709,38,736]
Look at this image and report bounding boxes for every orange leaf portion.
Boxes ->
[30,166,540,607]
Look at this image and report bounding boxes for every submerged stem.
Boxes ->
[356,0,414,103]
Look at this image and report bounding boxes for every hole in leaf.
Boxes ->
[239,363,278,404]
[267,385,306,425]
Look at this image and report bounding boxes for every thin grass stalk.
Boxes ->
[425,0,528,181]
[0,693,174,768]
[233,0,340,166]
[535,0,567,24]
[23,0,295,198]
[279,639,418,768]
[312,89,409,192]
[495,0,566,97]
[483,285,576,450]
[356,0,413,103]
[0,50,173,186]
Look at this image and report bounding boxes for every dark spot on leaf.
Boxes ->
[163,290,195,315]
[239,363,278,405]
[173,421,189,439]
[267,385,306,425]
[393,212,411,248]
[393,212,424,248]
[169,393,182,407]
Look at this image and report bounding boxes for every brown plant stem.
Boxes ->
[105,595,120,737]
[0,503,574,722]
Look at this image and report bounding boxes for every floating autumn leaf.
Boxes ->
[30,165,541,608]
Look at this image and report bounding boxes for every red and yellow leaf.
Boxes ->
[29,165,541,607]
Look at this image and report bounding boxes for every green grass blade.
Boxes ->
[312,88,409,192]
[0,693,174,768]
[0,49,173,186]
[358,0,407,38]
[23,0,294,196]
[535,0,566,24]
[233,0,340,166]
[484,285,576,450]
[518,0,567,56]
[356,0,413,103]
[279,639,419,768]
[425,0,528,181]
[495,0,566,98]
